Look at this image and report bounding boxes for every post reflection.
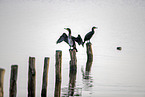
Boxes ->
[61,49,82,97]
[68,68,77,96]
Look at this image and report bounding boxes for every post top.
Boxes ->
[69,49,76,52]
[0,68,5,71]
[11,65,18,68]
[86,42,92,45]
[56,50,62,52]
[29,56,35,59]
[45,57,50,59]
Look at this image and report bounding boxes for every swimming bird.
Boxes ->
[56,28,83,52]
[117,47,122,50]
[83,26,97,46]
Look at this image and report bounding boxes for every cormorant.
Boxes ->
[83,26,97,46]
[56,28,83,52]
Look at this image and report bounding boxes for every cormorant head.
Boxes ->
[92,26,97,32]
[64,28,71,32]
[64,28,71,35]
[92,26,97,29]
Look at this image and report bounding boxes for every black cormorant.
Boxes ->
[83,26,97,46]
[56,28,83,52]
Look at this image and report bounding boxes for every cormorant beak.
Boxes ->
[64,28,68,30]
[94,27,98,29]
[64,28,70,33]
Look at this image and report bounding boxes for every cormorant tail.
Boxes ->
[82,41,85,47]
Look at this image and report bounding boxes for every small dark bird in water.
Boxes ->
[56,28,83,52]
[117,47,122,50]
[83,26,97,46]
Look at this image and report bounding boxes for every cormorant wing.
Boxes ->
[56,33,68,44]
[72,34,83,45]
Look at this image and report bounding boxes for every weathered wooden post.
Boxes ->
[68,49,77,96]
[85,42,93,77]
[28,57,36,97]
[0,68,5,97]
[9,65,18,97]
[41,57,50,97]
[54,50,62,97]
[69,49,77,71]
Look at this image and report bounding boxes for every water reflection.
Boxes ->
[61,87,82,97]
[61,50,82,97]
[68,69,77,96]
[82,74,93,91]
[81,66,93,90]
[61,69,82,97]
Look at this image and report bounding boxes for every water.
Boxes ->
[0,0,145,97]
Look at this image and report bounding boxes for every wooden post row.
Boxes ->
[54,50,62,97]
[68,49,77,96]
[28,57,36,97]
[69,49,77,71]
[0,68,5,97]
[41,57,50,97]
[9,65,18,97]
[85,42,93,76]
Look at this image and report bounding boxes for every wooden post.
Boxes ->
[9,65,18,97]
[0,68,5,97]
[68,49,77,96]
[85,42,93,77]
[28,57,36,97]
[69,49,77,71]
[54,50,62,97]
[41,57,50,97]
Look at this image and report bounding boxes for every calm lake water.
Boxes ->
[0,0,145,97]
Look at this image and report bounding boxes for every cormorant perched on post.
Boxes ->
[83,26,97,46]
[56,28,83,52]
